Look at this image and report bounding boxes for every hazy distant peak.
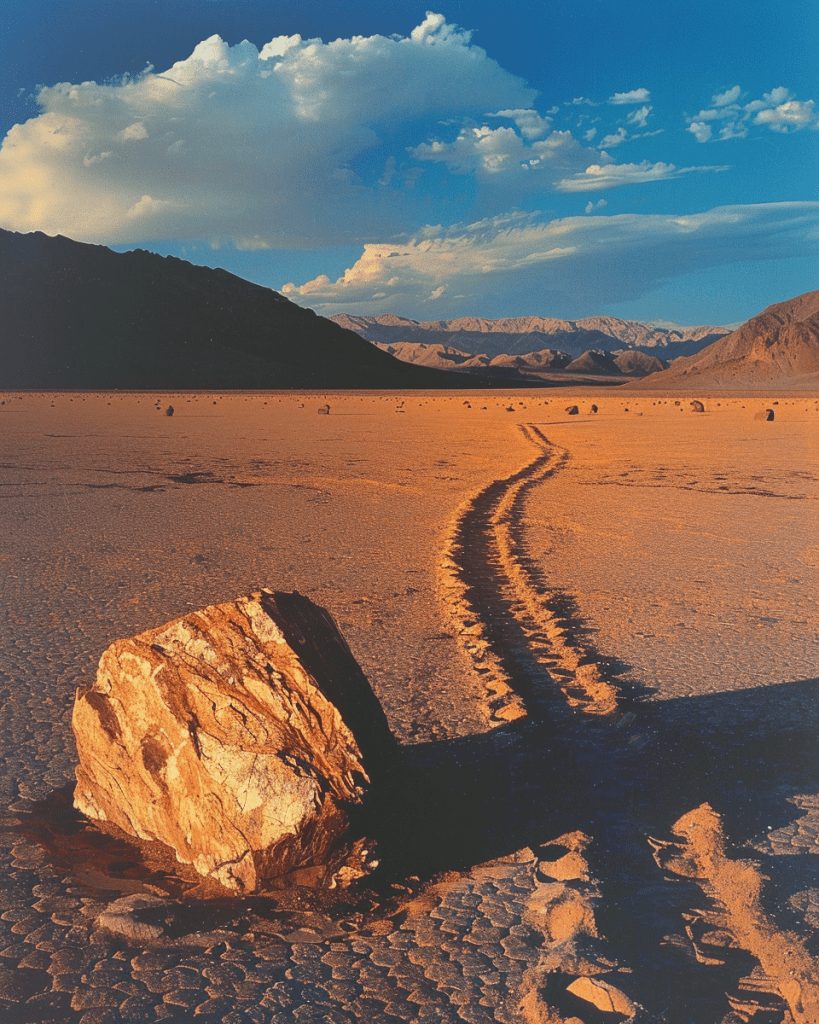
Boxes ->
[333,312,423,331]
[648,318,738,332]
[329,311,731,357]
[372,341,491,369]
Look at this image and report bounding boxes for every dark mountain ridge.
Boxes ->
[0,230,475,390]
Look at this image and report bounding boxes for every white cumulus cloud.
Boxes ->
[490,108,552,140]
[411,124,594,184]
[627,105,652,128]
[600,127,628,148]
[687,85,818,141]
[0,14,532,245]
[687,121,713,143]
[414,118,696,193]
[609,88,651,105]
[712,85,741,107]
[754,98,816,132]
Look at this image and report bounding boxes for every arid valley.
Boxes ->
[0,390,816,1022]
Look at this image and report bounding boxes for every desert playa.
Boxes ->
[0,390,817,1022]
[1,1,818,1021]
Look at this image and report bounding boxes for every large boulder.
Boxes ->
[72,590,395,892]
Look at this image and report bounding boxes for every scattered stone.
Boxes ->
[537,850,589,883]
[689,400,705,413]
[754,408,775,422]
[536,831,590,882]
[317,404,330,415]
[95,894,169,942]
[73,590,396,892]
[590,404,598,414]
[165,405,174,417]
[565,405,579,415]
[566,975,636,1017]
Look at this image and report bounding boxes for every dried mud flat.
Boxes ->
[0,390,817,1023]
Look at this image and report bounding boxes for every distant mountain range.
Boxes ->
[2,229,812,391]
[331,312,730,361]
[634,290,819,389]
[334,300,819,386]
[0,230,471,390]
[372,341,666,380]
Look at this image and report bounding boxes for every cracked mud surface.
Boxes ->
[0,390,817,1022]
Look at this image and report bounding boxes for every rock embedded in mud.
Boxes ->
[566,976,636,1017]
[689,400,705,413]
[565,405,580,415]
[72,589,395,892]
[95,894,170,942]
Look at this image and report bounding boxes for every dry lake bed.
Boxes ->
[0,390,817,1023]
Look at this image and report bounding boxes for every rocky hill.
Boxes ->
[374,342,491,370]
[635,290,819,389]
[376,341,664,380]
[564,350,622,376]
[0,230,467,390]
[489,349,571,372]
[611,350,666,376]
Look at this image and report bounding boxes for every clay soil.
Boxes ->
[0,390,817,1022]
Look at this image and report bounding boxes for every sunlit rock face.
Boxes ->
[72,590,395,892]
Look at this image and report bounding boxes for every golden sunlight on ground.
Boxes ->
[0,390,816,1022]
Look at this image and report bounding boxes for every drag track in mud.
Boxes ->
[398,423,819,1021]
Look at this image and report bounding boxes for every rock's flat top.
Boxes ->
[73,589,394,891]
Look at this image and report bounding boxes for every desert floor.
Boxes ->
[0,390,817,1023]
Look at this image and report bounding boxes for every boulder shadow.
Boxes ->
[11,673,817,1017]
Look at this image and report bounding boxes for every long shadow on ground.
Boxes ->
[14,676,817,1022]
[372,675,819,1020]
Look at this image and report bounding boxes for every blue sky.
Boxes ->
[1,0,816,323]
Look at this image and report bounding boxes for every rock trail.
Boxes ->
[436,422,818,1021]
[439,424,620,726]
